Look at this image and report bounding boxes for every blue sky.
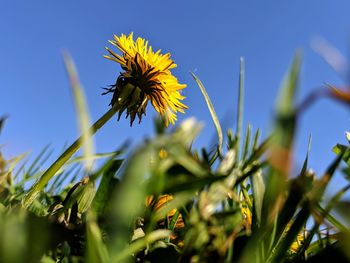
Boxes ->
[1,1,350,188]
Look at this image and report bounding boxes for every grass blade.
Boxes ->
[63,52,95,173]
[236,57,245,162]
[86,212,109,263]
[22,93,117,209]
[191,72,223,155]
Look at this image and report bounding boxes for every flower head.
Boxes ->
[104,33,187,126]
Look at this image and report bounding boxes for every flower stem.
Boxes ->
[22,107,117,209]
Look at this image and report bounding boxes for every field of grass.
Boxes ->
[1,47,350,263]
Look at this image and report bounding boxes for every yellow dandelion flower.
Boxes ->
[104,33,187,126]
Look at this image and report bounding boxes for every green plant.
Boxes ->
[1,44,350,263]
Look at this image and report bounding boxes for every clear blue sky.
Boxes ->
[1,1,350,190]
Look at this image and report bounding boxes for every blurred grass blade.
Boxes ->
[25,145,51,179]
[252,128,261,151]
[267,205,310,263]
[113,230,171,262]
[273,147,311,247]
[92,159,122,216]
[168,209,181,231]
[22,100,117,209]
[66,151,123,165]
[153,193,194,222]
[167,144,208,177]
[251,169,265,226]
[346,131,350,143]
[270,51,302,169]
[242,136,272,170]
[317,204,348,232]
[295,152,348,258]
[191,72,223,155]
[63,52,95,173]
[254,53,302,260]
[236,57,245,161]
[311,149,348,200]
[111,143,154,256]
[86,212,109,263]
[276,52,302,118]
[333,143,350,165]
[163,174,225,193]
[0,115,7,135]
[242,124,251,160]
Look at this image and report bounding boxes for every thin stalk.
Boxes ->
[22,107,117,208]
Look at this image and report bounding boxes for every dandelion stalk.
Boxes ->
[22,107,117,208]
[23,33,187,209]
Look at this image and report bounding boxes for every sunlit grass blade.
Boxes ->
[236,57,245,162]
[24,145,52,180]
[63,52,95,173]
[262,52,302,223]
[191,72,223,155]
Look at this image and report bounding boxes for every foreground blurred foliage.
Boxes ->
[1,54,350,263]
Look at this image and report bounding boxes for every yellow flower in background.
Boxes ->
[104,33,187,126]
[283,222,305,253]
[241,203,252,229]
[146,194,185,228]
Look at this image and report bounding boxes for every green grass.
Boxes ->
[1,53,350,263]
